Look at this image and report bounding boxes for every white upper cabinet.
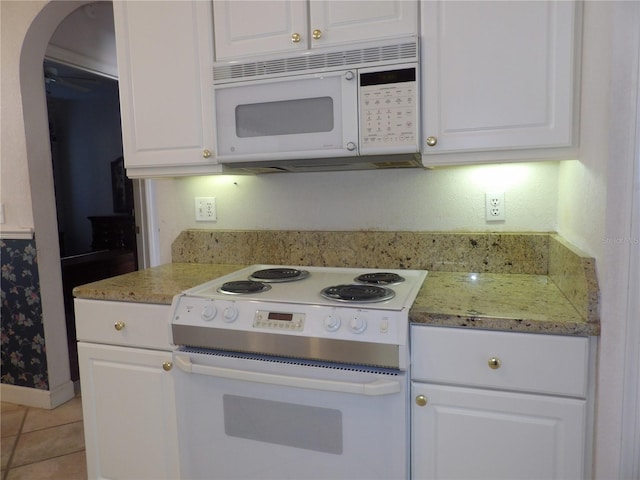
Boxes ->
[212,1,308,59]
[113,1,220,177]
[421,1,579,165]
[310,1,418,48]
[213,0,418,61]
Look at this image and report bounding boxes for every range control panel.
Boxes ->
[359,66,418,152]
[171,296,405,346]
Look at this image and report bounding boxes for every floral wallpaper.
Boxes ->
[1,238,48,390]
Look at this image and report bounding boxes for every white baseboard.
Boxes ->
[1,381,75,409]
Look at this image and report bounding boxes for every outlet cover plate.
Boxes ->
[485,192,505,222]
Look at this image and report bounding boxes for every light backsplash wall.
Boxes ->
[155,161,560,264]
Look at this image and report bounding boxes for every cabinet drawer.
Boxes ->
[75,299,172,350]
[411,326,589,397]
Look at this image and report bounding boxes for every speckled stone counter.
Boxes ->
[412,272,599,335]
[73,263,243,304]
[74,231,600,336]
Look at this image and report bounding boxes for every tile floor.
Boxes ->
[1,396,86,480]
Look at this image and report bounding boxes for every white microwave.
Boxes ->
[213,39,421,172]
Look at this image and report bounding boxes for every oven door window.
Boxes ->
[224,394,342,454]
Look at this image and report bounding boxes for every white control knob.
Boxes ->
[344,71,354,81]
[223,306,239,323]
[323,314,341,332]
[349,315,367,334]
[201,304,217,321]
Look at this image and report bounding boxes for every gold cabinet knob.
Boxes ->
[202,149,212,158]
[488,357,501,369]
[415,395,428,407]
[312,29,322,40]
[291,32,301,43]
[162,361,173,372]
[426,136,438,147]
[114,321,125,331]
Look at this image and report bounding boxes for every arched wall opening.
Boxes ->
[11,0,95,408]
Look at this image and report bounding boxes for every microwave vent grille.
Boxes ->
[214,39,418,83]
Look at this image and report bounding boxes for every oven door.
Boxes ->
[173,348,408,480]
[214,70,358,162]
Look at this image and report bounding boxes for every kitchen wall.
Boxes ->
[155,161,560,264]
[557,2,640,477]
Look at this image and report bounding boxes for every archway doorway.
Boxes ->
[16,0,140,402]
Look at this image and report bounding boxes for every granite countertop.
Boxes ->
[73,263,600,336]
[72,263,244,304]
[412,271,599,336]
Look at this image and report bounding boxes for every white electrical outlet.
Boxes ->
[195,197,216,221]
[485,192,505,221]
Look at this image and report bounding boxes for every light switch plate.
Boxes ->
[195,197,216,221]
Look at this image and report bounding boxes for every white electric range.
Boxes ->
[170,264,427,479]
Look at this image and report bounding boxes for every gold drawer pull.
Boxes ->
[488,357,501,369]
[291,32,301,43]
[162,362,173,372]
[114,321,126,331]
[312,29,322,40]
[415,395,428,407]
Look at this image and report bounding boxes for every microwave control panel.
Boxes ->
[359,66,418,153]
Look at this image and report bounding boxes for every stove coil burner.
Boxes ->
[355,272,406,285]
[321,284,396,303]
[249,268,310,283]
[218,280,271,295]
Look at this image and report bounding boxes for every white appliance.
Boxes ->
[170,264,427,479]
[213,38,421,173]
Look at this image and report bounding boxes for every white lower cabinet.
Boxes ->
[75,299,179,480]
[410,326,592,479]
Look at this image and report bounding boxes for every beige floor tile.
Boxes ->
[1,434,17,470]
[22,397,83,433]
[1,403,27,437]
[1,403,26,413]
[6,450,87,480]
[11,421,85,468]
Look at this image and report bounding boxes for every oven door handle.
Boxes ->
[174,354,401,396]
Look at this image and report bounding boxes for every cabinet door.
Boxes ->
[411,382,586,479]
[113,1,216,175]
[78,343,179,480]
[421,1,577,160]
[213,0,308,60]
[213,1,417,61]
[310,1,417,48]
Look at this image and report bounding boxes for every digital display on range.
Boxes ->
[268,312,294,322]
[254,310,305,330]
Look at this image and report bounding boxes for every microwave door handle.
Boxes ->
[174,354,400,397]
